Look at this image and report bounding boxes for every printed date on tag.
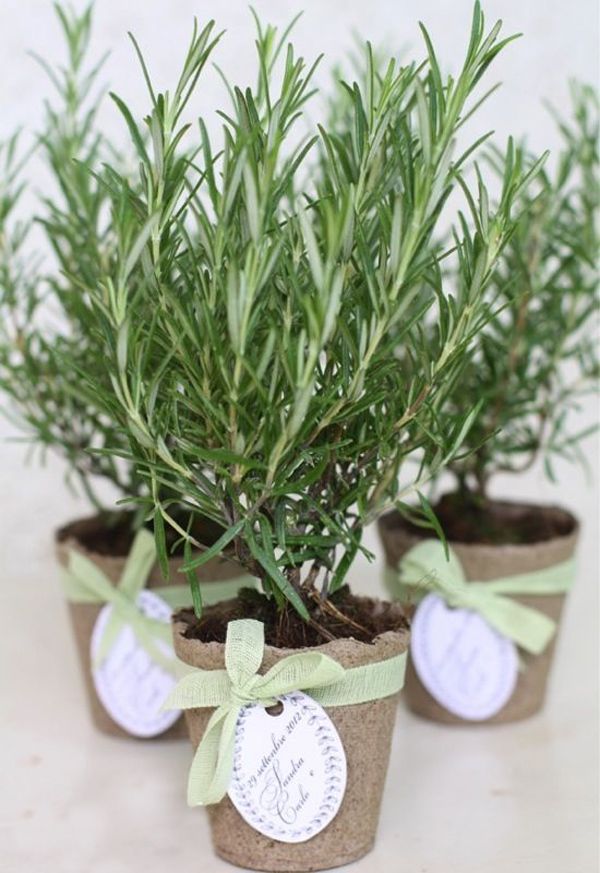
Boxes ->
[228,691,347,843]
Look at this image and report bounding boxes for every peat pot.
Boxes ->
[56,513,246,739]
[173,598,410,871]
[378,499,579,725]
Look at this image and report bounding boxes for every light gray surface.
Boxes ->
[0,457,598,873]
[1,2,598,871]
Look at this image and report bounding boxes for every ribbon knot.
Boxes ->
[164,617,407,806]
[61,529,176,671]
[444,587,468,612]
[62,531,263,677]
[389,539,575,657]
[229,678,272,708]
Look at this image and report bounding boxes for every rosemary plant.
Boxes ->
[72,6,527,623]
[445,83,599,504]
[0,4,145,512]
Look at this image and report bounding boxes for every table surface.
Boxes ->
[1,444,598,873]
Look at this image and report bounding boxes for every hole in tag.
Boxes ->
[264,700,284,717]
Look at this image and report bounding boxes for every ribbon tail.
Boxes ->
[61,568,103,604]
[118,529,157,598]
[64,551,119,605]
[93,611,123,669]
[94,608,174,673]
[187,706,240,806]
[132,621,177,673]
[481,597,557,656]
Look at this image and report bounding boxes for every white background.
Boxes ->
[0,2,598,872]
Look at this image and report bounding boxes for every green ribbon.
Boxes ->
[61,529,259,673]
[387,539,575,656]
[163,618,407,806]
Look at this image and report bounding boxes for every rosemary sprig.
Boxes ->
[76,4,530,617]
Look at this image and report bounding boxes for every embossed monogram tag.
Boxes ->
[90,590,180,737]
[411,592,519,720]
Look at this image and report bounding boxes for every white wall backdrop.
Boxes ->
[1,1,599,149]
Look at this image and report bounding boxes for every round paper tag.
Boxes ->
[411,593,518,721]
[90,590,179,737]
[228,691,347,843]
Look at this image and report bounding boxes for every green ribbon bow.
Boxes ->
[388,539,575,656]
[61,530,259,673]
[164,618,407,806]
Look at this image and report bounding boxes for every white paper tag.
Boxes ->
[411,593,518,721]
[90,590,180,737]
[228,691,347,843]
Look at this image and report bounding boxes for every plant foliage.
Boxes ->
[81,3,537,619]
[445,83,599,499]
[2,4,536,618]
[0,3,143,509]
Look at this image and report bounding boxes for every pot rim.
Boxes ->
[172,596,410,669]
[377,497,580,552]
[54,512,241,569]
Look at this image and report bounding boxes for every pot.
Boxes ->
[55,513,246,738]
[378,500,579,724]
[173,599,409,871]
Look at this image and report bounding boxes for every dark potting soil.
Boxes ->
[387,492,577,546]
[177,586,408,648]
[56,511,226,557]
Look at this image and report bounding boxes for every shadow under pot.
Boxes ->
[55,513,249,739]
[172,597,409,872]
[378,498,579,725]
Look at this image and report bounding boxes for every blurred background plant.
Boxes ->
[0,4,145,515]
[441,83,599,507]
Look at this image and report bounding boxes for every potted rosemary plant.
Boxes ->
[74,3,531,866]
[0,5,251,739]
[379,84,599,725]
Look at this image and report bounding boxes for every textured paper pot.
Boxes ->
[55,514,244,739]
[377,501,579,725]
[173,601,409,872]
